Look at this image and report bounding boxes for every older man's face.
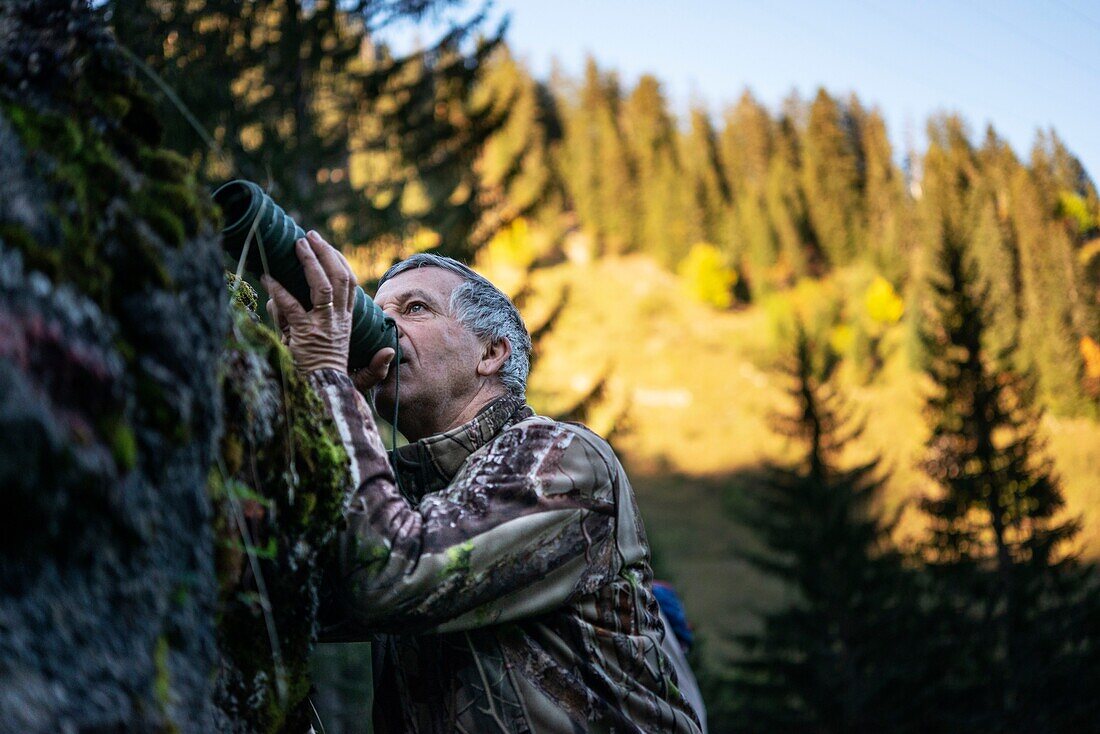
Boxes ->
[368,267,485,433]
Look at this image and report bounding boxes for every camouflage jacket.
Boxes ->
[309,369,703,733]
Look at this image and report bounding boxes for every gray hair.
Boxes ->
[378,253,532,399]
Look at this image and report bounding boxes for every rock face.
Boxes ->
[0,2,350,731]
[0,0,225,729]
[212,284,349,733]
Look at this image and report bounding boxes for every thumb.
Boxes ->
[368,347,396,383]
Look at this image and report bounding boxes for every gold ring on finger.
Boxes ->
[315,301,335,310]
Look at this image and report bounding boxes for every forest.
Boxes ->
[1,0,1098,732]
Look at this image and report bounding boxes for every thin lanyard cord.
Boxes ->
[390,332,404,498]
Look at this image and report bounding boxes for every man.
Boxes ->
[265,231,704,733]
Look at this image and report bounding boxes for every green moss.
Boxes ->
[106,420,137,471]
[0,72,209,305]
[0,224,36,253]
[225,274,259,312]
[221,434,245,476]
[354,541,391,572]
[135,197,186,248]
[154,635,171,707]
[444,541,475,577]
[102,93,132,121]
[212,294,352,729]
[172,584,189,607]
[140,148,191,182]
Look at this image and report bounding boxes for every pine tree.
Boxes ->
[918,224,1100,732]
[719,91,774,198]
[112,0,370,228]
[351,21,512,259]
[718,91,779,289]
[729,327,934,734]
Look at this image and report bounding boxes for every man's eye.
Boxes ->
[405,302,427,314]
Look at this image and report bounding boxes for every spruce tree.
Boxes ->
[351,21,513,258]
[729,327,934,734]
[800,88,863,267]
[765,113,821,281]
[474,47,564,246]
[559,57,638,255]
[110,0,510,255]
[1010,163,1097,416]
[719,91,775,198]
[719,91,780,288]
[854,103,907,282]
[681,106,731,250]
[918,224,1100,732]
[972,128,1023,359]
[622,74,683,262]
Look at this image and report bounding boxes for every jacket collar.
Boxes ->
[390,394,533,500]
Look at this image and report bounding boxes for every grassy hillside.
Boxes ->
[492,252,1100,664]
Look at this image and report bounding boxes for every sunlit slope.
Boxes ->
[511,254,1100,655]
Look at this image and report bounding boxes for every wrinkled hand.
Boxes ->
[263,230,393,377]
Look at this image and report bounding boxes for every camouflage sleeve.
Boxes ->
[308,369,621,636]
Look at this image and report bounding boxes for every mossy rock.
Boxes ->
[211,281,349,733]
[0,3,350,731]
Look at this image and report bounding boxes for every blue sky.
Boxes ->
[391,0,1100,183]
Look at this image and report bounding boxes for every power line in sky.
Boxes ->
[1048,0,1100,33]
[962,0,1100,79]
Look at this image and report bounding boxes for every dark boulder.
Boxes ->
[0,2,350,731]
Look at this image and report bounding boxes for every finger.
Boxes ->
[294,236,335,311]
[347,266,359,317]
[262,275,309,328]
[265,297,290,335]
[306,231,351,313]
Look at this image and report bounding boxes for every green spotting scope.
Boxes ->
[213,179,396,370]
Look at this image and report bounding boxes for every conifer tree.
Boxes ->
[972,128,1023,358]
[800,89,863,267]
[110,0,510,255]
[474,47,564,247]
[719,91,775,198]
[559,58,637,255]
[764,113,821,282]
[622,74,683,262]
[729,327,933,734]
[1010,164,1098,415]
[350,20,513,258]
[918,223,1100,732]
[853,103,907,282]
[681,107,731,250]
[718,92,778,288]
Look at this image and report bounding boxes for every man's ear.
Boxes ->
[477,337,511,378]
